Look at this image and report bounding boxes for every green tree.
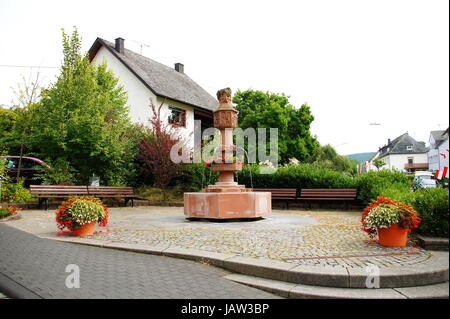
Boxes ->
[232,89,319,163]
[309,144,358,174]
[0,106,16,151]
[373,158,385,171]
[29,27,135,185]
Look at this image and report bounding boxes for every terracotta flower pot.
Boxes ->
[77,221,96,238]
[377,223,408,247]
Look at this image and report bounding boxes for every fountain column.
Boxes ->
[184,88,272,220]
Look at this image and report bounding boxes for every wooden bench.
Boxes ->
[86,186,146,207]
[30,185,146,209]
[298,188,357,208]
[252,188,297,209]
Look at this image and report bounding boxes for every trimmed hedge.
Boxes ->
[236,164,357,189]
[236,164,410,205]
[413,188,449,237]
[356,170,411,205]
[381,186,449,237]
[181,163,448,236]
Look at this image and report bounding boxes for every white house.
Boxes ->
[370,133,428,173]
[428,128,449,173]
[88,37,217,147]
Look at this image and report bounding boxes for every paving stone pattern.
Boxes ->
[90,210,432,269]
[0,224,279,299]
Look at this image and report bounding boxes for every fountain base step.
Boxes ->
[184,191,272,219]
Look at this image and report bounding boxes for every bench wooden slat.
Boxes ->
[251,188,296,209]
[299,188,357,204]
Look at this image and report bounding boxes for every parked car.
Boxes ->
[413,171,438,190]
[0,156,49,187]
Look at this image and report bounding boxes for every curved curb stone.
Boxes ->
[224,274,449,299]
[0,213,22,222]
[44,236,449,289]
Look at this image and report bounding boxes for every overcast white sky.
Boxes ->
[0,0,448,155]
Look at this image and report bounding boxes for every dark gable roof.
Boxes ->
[431,130,446,143]
[88,38,218,112]
[379,133,428,157]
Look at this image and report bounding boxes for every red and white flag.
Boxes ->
[435,167,449,179]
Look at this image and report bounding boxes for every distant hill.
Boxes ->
[346,152,376,164]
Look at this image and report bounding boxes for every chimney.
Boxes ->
[388,138,391,144]
[115,37,125,54]
[174,63,184,73]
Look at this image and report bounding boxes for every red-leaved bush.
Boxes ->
[137,100,190,200]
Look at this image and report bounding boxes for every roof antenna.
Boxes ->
[130,40,150,55]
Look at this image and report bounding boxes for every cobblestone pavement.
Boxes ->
[0,224,279,299]
[6,207,432,269]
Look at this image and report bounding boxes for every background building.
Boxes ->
[371,133,428,173]
[428,128,449,173]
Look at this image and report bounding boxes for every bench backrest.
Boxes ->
[299,188,357,199]
[30,185,135,196]
[30,185,90,196]
[87,186,134,196]
[252,188,297,199]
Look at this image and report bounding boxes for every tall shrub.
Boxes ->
[29,28,134,185]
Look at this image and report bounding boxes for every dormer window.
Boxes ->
[168,106,186,127]
[406,145,413,151]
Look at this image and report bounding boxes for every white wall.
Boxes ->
[428,148,440,171]
[91,46,157,124]
[156,97,195,149]
[428,133,449,172]
[91,46,196,150]
[380,153,428,172]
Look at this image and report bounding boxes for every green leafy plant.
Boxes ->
[413,188,449,237]
[178,163,219,192]
[28,27,135,186]
[233,89,319,164]
[34,158,75,185]
[372,158,385,171]
[355,170,411,205]
[1,179,32,203]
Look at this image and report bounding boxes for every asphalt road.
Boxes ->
[0,223,279,299]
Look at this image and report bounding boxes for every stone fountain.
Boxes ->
[184,88,272,220]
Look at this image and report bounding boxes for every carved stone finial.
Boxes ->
[216,88,232,104]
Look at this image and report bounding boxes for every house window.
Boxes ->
[406,145,413,151]
[408,157,414,164]
[168,106,186,127]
